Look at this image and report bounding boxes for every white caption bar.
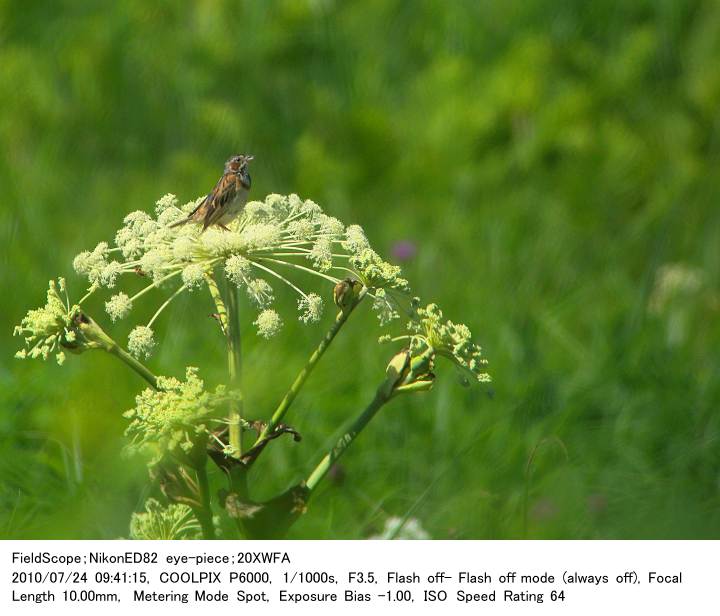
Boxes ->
[0,540,715,615]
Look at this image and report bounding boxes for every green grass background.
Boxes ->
[2,0,720,539]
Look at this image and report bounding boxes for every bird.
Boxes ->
[170,154,254,231]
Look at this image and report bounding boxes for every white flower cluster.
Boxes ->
[73,242,122,288]
[298,293,323,324]
[70,192,409,349]
[128,326,156,359]
[105,292,132,322]
[254,309,283,339]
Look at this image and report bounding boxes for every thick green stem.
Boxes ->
[205,274,228,334]
[225,286,244,458]
[194,465,216,540]
[305,388,390,493]
[206,273,243,458]
[107,345,158,389]
[255,289,367,445]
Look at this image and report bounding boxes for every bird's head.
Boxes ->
[225,154,254,189]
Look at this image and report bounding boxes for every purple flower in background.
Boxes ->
[391,239,417,262]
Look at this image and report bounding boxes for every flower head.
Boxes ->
[14,279,120,364]
[128,326,156,359]
[224,254,252,287]
[181,263,206,290]
[254,309,283,338]
[68,192,410,346]
[372,288,399,325]
[123,367,237,467]
[343,225,370,252]
[105,292,133,321]
[139,248,172,283]
[14,279,82,363]
[130,498,201,540]
[155,193,179,215]
[309,238,333,272]
[649,263,704,315]
[73,242,110,285]
[350,248,409,293]
[406,303,490,383]
[298,293,323,323]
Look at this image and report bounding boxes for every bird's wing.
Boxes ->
[202,174,238,230]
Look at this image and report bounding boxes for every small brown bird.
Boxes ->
[171,155,253,231]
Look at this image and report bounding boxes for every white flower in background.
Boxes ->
[649,262,707,347]
[648,263,703,315]
[369,516,431,540]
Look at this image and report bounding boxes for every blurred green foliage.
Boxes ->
[2,0,720,539]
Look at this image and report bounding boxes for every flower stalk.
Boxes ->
[205,273,228,334]
[106,343,158,390]
[205,272,243,458]
[305,387,390,493]
[225,285,244,458]
[305,347,436,495]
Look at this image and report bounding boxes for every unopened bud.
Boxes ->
[380,346,437,398]
[333,277,363,310]
[378,350,411,398]
[407,347,435,382]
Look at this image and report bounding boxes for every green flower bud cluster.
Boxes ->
[13,278,95,365]
[380,302,490,385]
[123,367,238,468]
[129,498,201,540]
[408,303,490,383]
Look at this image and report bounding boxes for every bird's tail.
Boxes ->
[168,217,192,229]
